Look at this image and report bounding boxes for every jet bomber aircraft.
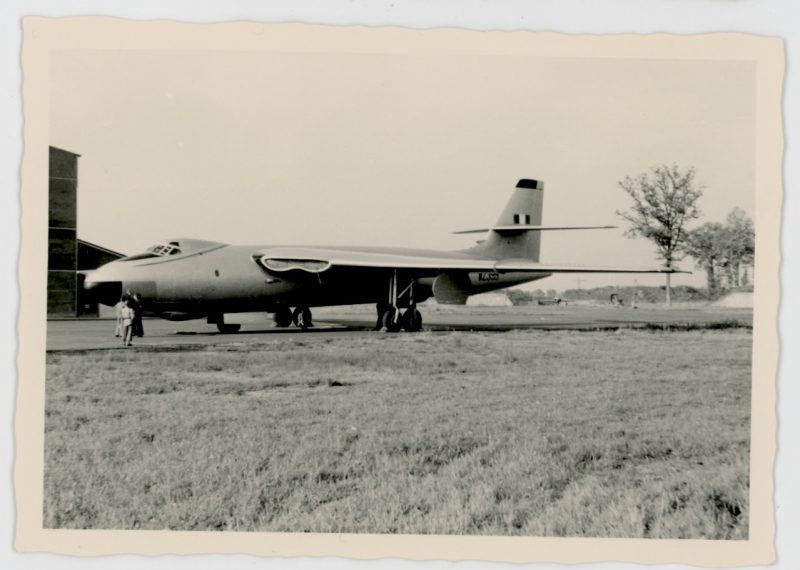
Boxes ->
[84,179,680,333]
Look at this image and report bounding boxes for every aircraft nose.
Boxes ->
[82,269,99,290]
[81,263,123,306]
[83,263,113,288]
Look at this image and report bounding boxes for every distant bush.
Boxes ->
[561,285,711,304]
[507,290,535,306]
[508,284,734,305]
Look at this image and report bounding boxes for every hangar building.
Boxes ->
[48,146,124,317]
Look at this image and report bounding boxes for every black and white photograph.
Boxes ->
[14,15,785,568]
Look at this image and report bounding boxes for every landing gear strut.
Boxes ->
[378,270,423,333]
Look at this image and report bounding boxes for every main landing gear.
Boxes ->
[292,306,313,329]
[273,307,293,328]
[377,270,423,333]
[272,306,313,330]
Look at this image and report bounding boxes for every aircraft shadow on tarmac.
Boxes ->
[174,324,367,336]
[172,318,660,335]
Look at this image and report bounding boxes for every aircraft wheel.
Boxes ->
[274,307,293,328]
[401,308,423,332]
[380,306,401,332]
[375,302,389,330]
[292,306,313,329]
[216,323,241,334]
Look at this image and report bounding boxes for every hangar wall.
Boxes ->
[48,147,79,316]
[48,146,124,317]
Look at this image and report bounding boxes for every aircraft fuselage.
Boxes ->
[85,241,550,321]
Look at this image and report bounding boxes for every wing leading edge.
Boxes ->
[252,247,685,275]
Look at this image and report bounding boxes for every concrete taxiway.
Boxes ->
[45,305,753,352]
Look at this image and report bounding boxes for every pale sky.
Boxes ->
[50,50,755,291]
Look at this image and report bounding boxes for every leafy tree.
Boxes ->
[617,164,703,305]
[683,222,726,296]
[720,208,755,288]
[683,208,754,294]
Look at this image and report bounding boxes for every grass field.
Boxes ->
[43,329,751,538]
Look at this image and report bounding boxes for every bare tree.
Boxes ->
[617,164,703,306]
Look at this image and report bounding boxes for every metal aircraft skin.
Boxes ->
[83,179,680,332]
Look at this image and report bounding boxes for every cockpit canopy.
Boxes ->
[119,239,224,262]
[148,242,182,257]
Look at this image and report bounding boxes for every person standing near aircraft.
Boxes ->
[131,292,144,337]
[120,300,134,346]
[113,297,124,337]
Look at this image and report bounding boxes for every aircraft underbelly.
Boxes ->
[284,271,399,307]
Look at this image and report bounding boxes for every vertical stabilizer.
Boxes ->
[467,179,544,260]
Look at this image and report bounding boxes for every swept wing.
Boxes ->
[252,246,683,275]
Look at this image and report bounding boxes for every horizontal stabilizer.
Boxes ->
[454,225,617,235]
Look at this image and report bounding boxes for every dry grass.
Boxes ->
[43,329,751,538]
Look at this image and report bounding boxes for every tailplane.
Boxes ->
[460,179,616,261]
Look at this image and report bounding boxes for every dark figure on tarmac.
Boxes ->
[128,292,145,337]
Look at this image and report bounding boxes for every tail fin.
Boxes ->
[467,179,544,260]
